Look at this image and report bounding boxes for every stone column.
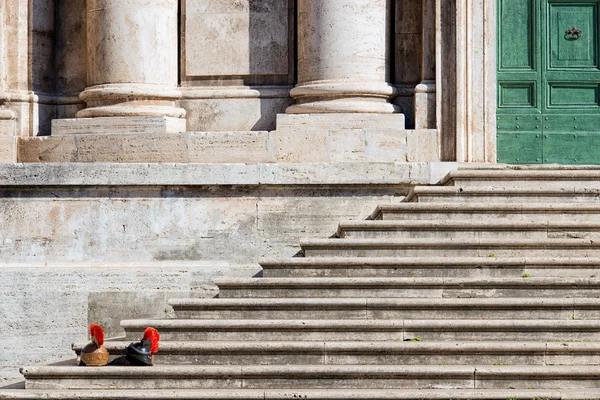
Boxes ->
[75,0,185,126]
[414,0,436,129]
[286,0,399,115]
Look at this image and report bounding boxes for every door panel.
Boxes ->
[499,82,537,107]
[498,0,600,164]
[499,0,537,69]
[497,0,542,164]
[549,3,597,68]
[497,132,544,163]
[547,83,599,107]
[542,0,600,164]
[544,132,600,163]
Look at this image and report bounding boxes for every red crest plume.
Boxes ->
[143,327,160,353]
[89,324,104,346]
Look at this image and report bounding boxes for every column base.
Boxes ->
[276,113,405,131]
[414,80,436,129]
[286,80,400,114]
[76,83,186,119]
[51,116,187,136]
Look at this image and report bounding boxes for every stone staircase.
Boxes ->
[5,167,600,399]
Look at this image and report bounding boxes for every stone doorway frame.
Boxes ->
[437,0,497,162]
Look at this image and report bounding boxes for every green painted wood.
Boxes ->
[548,84,598,107]
[499,0,536,69]
[544,132,600,163]
[549,3,596,68]
[497,132,543,164]
[497,0,600,164]
[499,83,537,107]
[497,0,542,163]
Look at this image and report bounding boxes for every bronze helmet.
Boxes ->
[80,324,109,366]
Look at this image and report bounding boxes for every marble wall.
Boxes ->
[183,0,290,78]
[1,0,419,135]
[0,0,496,160]
[180,0,294,131]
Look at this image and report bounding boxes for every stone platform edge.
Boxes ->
[0,162,467,187]
[17,129,438,163]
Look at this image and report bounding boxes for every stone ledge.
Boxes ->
[276,113,406,130]
[0,388,582,400]
[18,129,439,163]
[52,117,187,135]
[0,260,232,269]
[0,162,461,187]
[68,339,600,356]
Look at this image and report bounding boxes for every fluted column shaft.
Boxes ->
[287,0,398,114]
[77,0,185,119]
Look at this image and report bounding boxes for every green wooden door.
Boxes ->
[497,0,600,164]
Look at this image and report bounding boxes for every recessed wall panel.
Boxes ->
[184,0,289,77]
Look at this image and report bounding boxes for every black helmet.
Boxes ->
[107,328,159,367]
[125,339,154,366]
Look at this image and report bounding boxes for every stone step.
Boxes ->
[442,169,600,189]
[300,238,600,257]
[215,277,600,298]
[20,365,600,390]
[121,319,403,341]
[70,340,600,366]
[120,319,600,341]
[4,389,600,400]
[405,186,600,203]
[399,319,600,341]
[166,297,600,320]
[259,256,600,278]
[336,220,600,239]
[372,203,600,221]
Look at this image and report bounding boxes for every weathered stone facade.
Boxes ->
[0,0,498,385]
[0,0,496,162]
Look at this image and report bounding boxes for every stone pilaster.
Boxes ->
[0,109,17,161]
[76,0,185,123]
[414,0,437,129]
[0,108,16,133]
[451,0,496,162]
[286,0,400,115]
